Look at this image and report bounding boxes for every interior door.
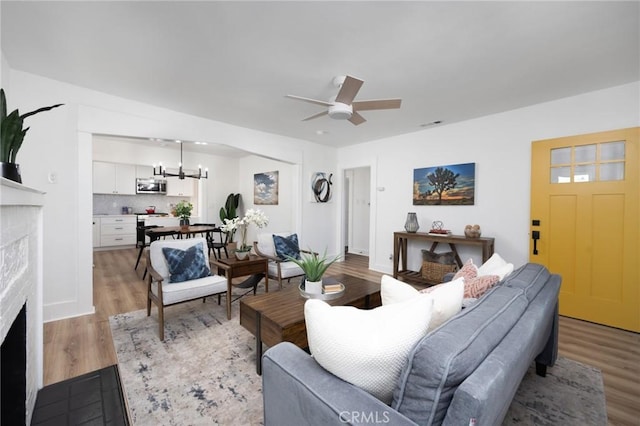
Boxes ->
[530,127,639,332]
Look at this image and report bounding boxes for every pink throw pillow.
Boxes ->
[453,259,478,281]
[464,275,500,298]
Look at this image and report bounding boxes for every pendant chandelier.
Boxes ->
[153,141,208,180]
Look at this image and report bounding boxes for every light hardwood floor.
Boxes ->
[44,248,640,425]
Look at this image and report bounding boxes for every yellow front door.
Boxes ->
[530,127,639,332]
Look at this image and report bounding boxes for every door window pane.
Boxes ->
[551,147,571,165]
[600,162,624,181]
[574,165,595,182]
[551,167,571,183]
[601,141,625,161]
[575,144,596,163]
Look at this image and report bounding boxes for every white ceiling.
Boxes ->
[2,1,638,155]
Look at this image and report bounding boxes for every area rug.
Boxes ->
[110,300,607,426]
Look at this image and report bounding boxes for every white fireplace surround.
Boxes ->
[1,178,45,425]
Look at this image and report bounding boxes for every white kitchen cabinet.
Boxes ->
[166,174,195,197]
[136,165,154,179]
[93,161,136,195]
[92,217,101,248]
[99,216,136,247]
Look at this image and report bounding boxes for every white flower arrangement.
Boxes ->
[221,209,269,252]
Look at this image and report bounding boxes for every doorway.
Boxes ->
[530,127,639,332]
[344,167,371,256]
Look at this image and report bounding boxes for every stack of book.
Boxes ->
[322,277,343,293]
[428,229,452,236]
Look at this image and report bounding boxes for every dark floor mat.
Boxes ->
[31,365,129,426]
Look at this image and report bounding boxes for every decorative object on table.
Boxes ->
[421,249,458,282]
[428,220,451,235]
[221,208,269,260]
[464,224,482,238]
[153,140,208,180]
[413,162,475,206]
[219,193,240,243]
[254,171,279,205]
[287,249,341,294]
[404,212,420,233]
[311,172,333,203]
[0,88,64,183]
[145,206,156,214]
[299,278,345,300]
[174,200,193,228]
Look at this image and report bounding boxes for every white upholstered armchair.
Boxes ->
[253,232,313,289]
[146,237,227,340]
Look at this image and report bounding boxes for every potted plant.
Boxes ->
[288,250,341,294]
[175,200,193,228]
[219,193,240,243]
[221,208,269,260]
[0,88,64,183]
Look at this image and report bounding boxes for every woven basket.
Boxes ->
[421,261,458,282]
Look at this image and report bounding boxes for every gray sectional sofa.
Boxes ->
[262,263,561,425]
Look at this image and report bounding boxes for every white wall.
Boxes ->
[339,81,640,274]
[5,68,338,321]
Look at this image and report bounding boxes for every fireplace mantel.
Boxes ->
[1,177,45,425]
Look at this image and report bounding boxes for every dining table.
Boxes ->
[144,224,217,242]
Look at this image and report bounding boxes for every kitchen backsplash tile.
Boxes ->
[93,194,192,215]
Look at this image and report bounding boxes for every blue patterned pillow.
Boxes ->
[162,243,211,283]
[273,234,301,260]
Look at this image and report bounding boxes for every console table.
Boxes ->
[393,231,495,285]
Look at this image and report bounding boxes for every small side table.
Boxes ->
[212,255,269,319]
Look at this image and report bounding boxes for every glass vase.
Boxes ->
[404,212,420,233]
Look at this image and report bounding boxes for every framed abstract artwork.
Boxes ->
[413,163,475,205]
[310,172,333,203]
[254,171,279,205]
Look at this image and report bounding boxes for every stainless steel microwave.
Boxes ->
[136,178,167,194]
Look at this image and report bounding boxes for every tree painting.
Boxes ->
[413,163,475,205]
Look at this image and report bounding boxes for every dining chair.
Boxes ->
[192,223,229,259]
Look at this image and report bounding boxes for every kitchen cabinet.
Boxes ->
[93,161,136,195]
[166,174,195,197]
[98,216,136,247]
[136,165,154,179]
[92,217,101,248]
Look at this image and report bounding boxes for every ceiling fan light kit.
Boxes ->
[328,103,353,120]
[286,75,401,126]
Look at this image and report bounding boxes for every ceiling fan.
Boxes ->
[286,75,401,126]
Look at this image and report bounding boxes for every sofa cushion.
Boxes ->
[151,274,227,305]
[453,258,500,298]
[150,237,210,281]
[477,253,514,280]
[381,275,463,332]
[273,233,301,260]
[257,232,292,258]
[162,242,211,283]
[502,262,552,302]
[304,295,434,404]
[392,285,528,425]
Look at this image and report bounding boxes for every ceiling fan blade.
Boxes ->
[352,99,402,111]
[335,75,364,105]
[302,110,329,122]
[348,111,366,126]
[286,95,333,107]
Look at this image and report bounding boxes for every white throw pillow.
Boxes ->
[304,295,433,404]
[381,275,464,331]
[477,253,514,280]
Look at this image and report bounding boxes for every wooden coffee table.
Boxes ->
[239,273,381,374]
